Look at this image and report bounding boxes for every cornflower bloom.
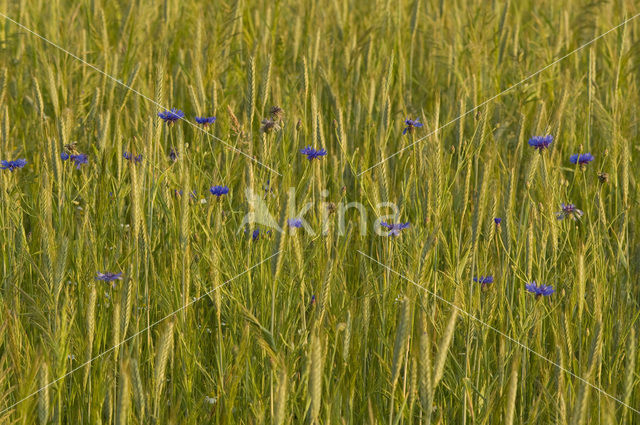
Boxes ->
[123,152,143,164]
[169,148,178,162]
[249,228,271,241]
[473,275,494,288]
[300,146,327,161]
[494,218,502,226]
[61,152,88,169]
[269,106,284,120]
[96,272,123,288]
[1,158,27,171]
[569,153,594,166]
[403,118,423,135]
[209,185,229,197]
[528,135,553,151]
[380,221,410,236]
[260,118,280,133]
[288,218,303,228]
[525,281,554,298]
[195,116,216,126]
[598,172,609,183]
[556,203,583,221]
[158,108,184,124]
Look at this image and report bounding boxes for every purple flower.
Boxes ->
[195,116,216,126]
[209,185,229,197]
[380,221,410,236]
[169,148,178,162]
[61,152,88,169]
[473,276,494,287]
[158,108,184,124]
[96,272,123,282]
[248,228,271,241]
[528,135,553,151]
[403,118,423,135]
[569,153,594,166]
[494,218,502,226]
[556,203,583,221]
[123,152,143,164]
[525,281,554,298]
[300,146,327,161]
[288,218,303,228]
[1,158,27,171]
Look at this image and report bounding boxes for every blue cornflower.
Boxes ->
[209,185,229,197]
[249,228,271,241]
[525,281,554,298]
[300,146,327,161]
[288,218,303,228]
[96,272,123,282]
[195,116,216,126]
[1,158,27,171]
[403,118,423,135]
[380,221,410,236]
[494,218,502,226]
[123,152,143,164]
[158,108,185,124]
[569,153,594,166]
[169,148,178,162]
[473,275,494,287]
[61,152,88,169]
[528,135,553,151]
[556,203,583,221]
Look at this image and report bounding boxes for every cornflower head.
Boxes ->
[96,272,123,288]
[403,118,423,135]
[380,221,410,237]
[61,152,88,169]
[169,148,178,162]
[1,158,27,171]
[248,228,271,241]
[300,146,327,161]
[123,152,143,164]
[260,118,281,133]
[525,281,554,298]
[269,106,284,120]
[569,153,594,166]
[158,108,184,124]
[494,218,502,226]
[598,172,609,183]
[288,218,303,228]
[556,203,583,221]
[209,185,229,198]
[195,116,216,126]
[473,275,494,288]
[528,135,553,151]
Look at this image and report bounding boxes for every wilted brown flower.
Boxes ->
[260,118,281,134]
[269,106,284,120]
[598,172,609,183]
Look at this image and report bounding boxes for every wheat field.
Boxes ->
[1,0,640,423]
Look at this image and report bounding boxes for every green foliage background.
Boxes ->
[0,0,639,423]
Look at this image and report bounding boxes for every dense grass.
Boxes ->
[1,0,640,423]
